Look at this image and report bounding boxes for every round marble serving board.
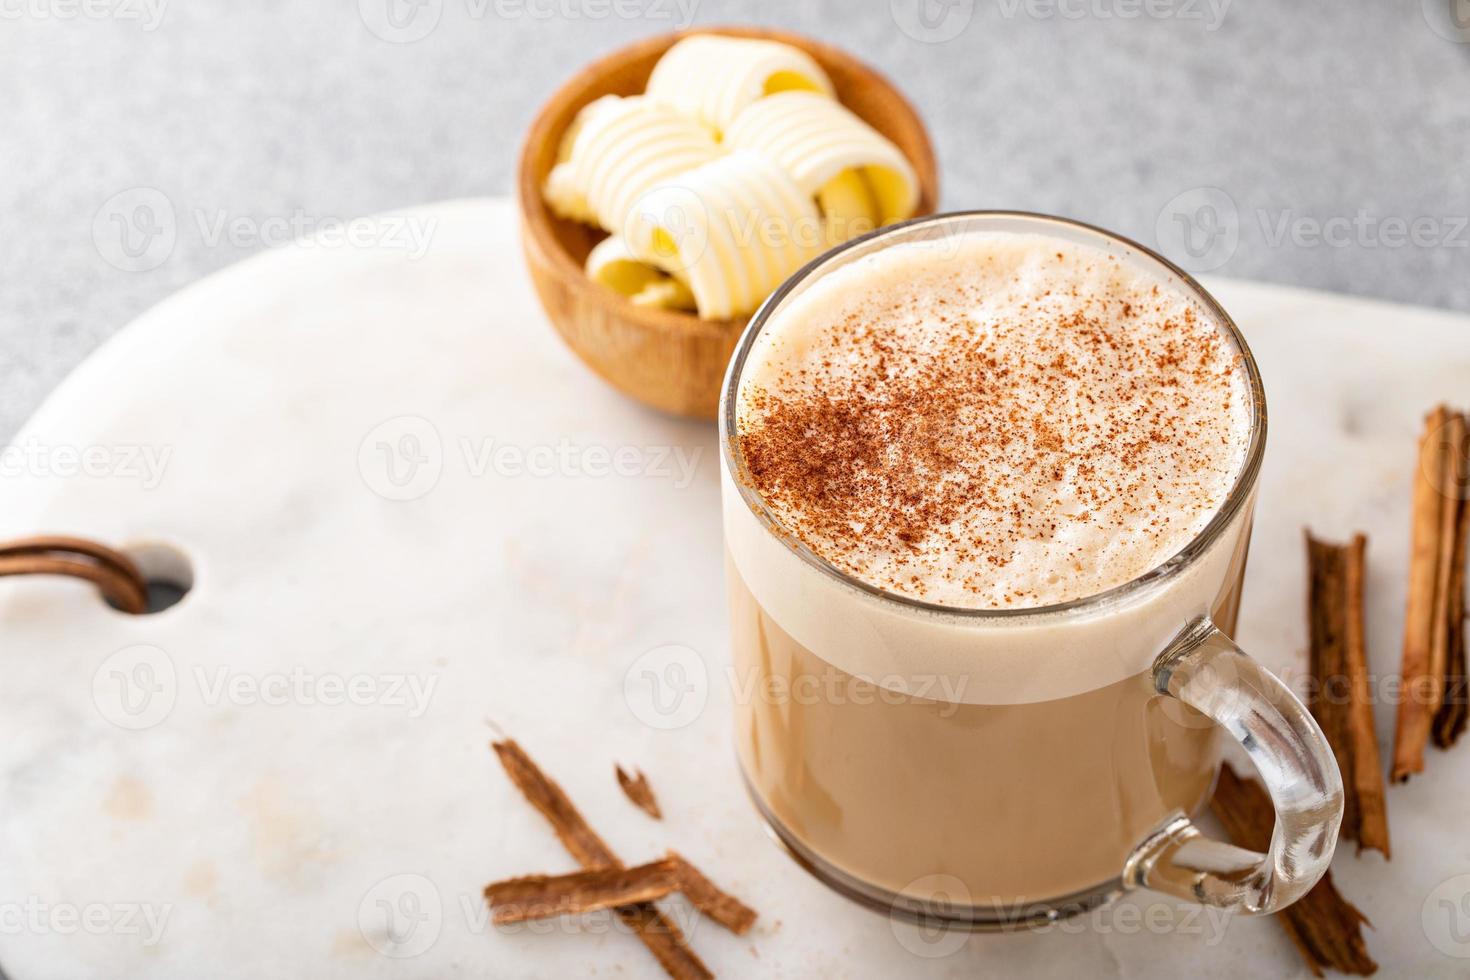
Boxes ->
[2,198,1469,979]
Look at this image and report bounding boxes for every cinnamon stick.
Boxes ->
[1305,531,1389,857]
[485,853,757,937]
[490,739,712,980]
[1392,407,1470,780]
[1433,415,1470,748]
[664,854,758,936]
[486,859,681,924]
[1211,766,1376,976]
[1427,412,1464,715]
[616,765,663,820]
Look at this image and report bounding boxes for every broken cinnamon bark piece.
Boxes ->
[490,739,712,980]
[1305,531,1390,857]
[1211,765,1376,977]
[486,859,681,924]
[616,765,663,820]
[485,852,757,937]
[492,739,620,867]
[664,853,757,936]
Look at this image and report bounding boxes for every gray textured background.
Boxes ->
[3,0,1468,441]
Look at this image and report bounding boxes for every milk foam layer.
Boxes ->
[735,232,1253,609]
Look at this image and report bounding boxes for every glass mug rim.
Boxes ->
[718,209,1268,624]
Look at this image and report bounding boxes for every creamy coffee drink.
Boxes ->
[722,223,1260,916]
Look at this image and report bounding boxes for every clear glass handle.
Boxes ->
[1123,617,1344,913]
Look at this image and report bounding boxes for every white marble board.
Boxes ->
[0,199,1467,978]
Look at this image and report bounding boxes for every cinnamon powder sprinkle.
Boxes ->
[736,235,1250,608]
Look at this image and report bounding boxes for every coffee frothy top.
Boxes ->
[734,231,1252,609]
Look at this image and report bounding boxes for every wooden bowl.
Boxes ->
[517,26,940,420]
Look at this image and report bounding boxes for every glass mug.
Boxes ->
[717,212,1343,928]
